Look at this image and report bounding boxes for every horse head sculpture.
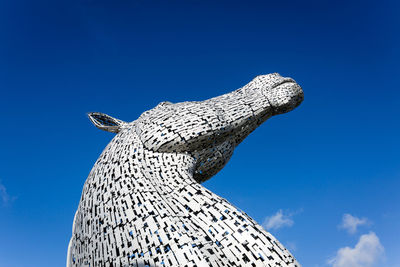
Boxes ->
[67,73,303,267]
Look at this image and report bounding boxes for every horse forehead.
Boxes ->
[139,101,218,124]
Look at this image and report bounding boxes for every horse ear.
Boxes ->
[88,112,126,133]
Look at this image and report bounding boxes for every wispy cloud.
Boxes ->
[339,214,370,234]
[0,182,10,206]
[263,209,296,231]
[0,181,15,206]
[328,232,384,267]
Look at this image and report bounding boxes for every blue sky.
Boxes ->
[0,0,399,266]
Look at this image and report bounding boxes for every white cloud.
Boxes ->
[339,213,370,234]
[0,182,10,205]
[0,181,15,206]
[328,232,384,267]
[263,209,294,231]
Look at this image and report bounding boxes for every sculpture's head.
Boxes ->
[89,73,303,182]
